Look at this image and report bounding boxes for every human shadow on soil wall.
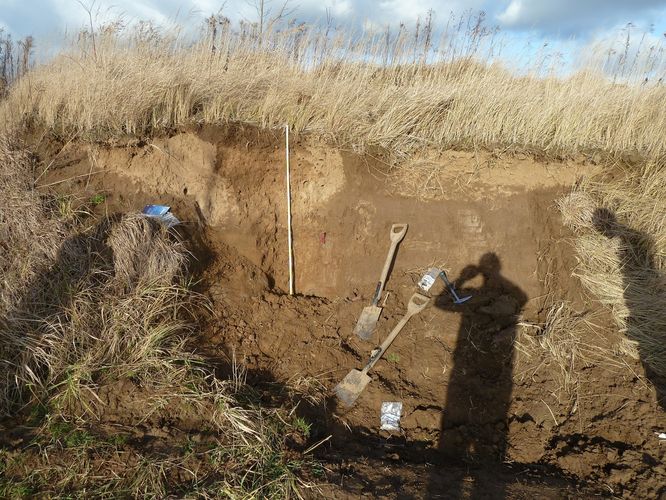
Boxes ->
[592,208,666,409]
[0,215,120,419]
[427,252,527,499]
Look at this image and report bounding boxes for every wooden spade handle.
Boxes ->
[371,224,408,305]
[363,293,429,373]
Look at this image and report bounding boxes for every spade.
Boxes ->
[353,223,408,340]
[336,293,429,407]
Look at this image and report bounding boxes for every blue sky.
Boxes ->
[2,0,666,72]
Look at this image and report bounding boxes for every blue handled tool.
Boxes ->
[439,270,472,304]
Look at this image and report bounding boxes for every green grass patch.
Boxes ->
[89,193,106,205]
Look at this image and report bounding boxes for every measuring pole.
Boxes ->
[285,124,295,295]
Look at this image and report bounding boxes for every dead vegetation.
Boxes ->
[3,15,666,160]
[0,137,319,497]
[558,163,666,381]
[516,302,625,401]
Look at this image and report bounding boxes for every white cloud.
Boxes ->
[497,0,666,37]
[496,0,522,26]
[327,0,352,17]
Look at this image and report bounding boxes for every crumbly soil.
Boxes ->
[31,124,666,498]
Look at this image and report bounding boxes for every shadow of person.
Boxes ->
[427,253,527,499]
[592,208,666,409]
[0,223,113,417]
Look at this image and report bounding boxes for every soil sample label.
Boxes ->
[380,402,403,431]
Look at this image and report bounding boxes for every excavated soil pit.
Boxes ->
[35,125,666,498]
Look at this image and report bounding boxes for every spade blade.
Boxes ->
[334,369,372,407]
[353,305,382,340]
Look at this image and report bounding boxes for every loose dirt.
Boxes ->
[34,124,666,498]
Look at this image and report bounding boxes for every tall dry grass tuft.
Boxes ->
[3,16,666,159]
[559,163,666,381]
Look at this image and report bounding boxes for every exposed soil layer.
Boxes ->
[34,124,666,498]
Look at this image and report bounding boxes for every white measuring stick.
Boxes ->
[285,124,295,295]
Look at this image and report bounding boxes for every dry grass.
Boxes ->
[0,211,192,415]
[559,162,666,379]
[0,136,63,312]
[0,137,318,498]
[3,16,666,160]
[516,302,624,400]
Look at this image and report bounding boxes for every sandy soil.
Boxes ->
[34,124,666,498]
